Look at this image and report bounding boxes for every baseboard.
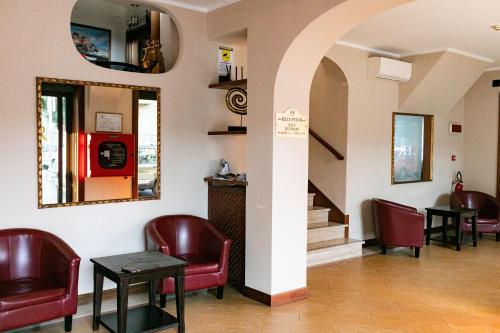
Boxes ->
[78,283,148,305]
[242,286,309,306]
[363,225,455,248]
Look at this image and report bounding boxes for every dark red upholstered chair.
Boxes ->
[372,199,425,258]
[146,215,231,307]
[0,228,80,332]
[451,191,500,241]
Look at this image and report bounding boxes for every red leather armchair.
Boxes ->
[451,191,500,241]
[0,229,80,332]
[146,215,231,307]
[372,199,425,258]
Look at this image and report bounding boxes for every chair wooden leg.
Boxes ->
[496,233,500,242]
[160,294,167,308]
[216,286,224,299]
[479,232,483,238]
[414,247,420,258]
[381,245,387,254]
[64,315,72,332]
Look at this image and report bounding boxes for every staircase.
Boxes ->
[307,193,364,267]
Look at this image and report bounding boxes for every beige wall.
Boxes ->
[309,58,348,211]
[84,86,133,201]
[0,0,225,294]
[209,0,414,295]
[325,44,464,240]
[463,70,500,196]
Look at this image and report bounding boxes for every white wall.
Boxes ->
[325,44,464,240]
[309,57,348,211]
[0,0,222,294]
[463,70,500,196]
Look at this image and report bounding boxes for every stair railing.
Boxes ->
[309,129,345,160]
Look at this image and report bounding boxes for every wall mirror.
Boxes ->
[37,77,160,208]
[392,113,434,184]
[71,0,180,74]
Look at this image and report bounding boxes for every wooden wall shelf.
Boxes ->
[208,79,247,90]
[208,130,246,135]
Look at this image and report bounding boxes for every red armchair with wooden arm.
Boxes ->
[0,228,80,332]
[372,199,425,258]
[146,215,231,307]
[451,191,500,241]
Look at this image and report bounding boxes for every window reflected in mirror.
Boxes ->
[37,78,160,208]
[392,113,434,184]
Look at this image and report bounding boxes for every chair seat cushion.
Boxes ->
[0,278,66,312]
[176,254,220,275]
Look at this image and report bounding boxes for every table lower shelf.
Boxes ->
[100,305,178,333]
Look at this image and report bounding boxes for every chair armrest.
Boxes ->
[203,223,232,273]
[381,208,425,246]
[41,236,80,299]
[483,195,500,220]
[375,199,417,212]
[146,222,171,255]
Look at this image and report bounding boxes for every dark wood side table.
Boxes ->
[425,205,479,251]
[205,177,246,289]
[90,251,187,333]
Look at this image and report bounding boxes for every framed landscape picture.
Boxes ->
[71,23,111,61]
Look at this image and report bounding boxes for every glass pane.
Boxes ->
[138,99,158,197]
[393,114,424,183]
[62,97,67,203]
[41,96,59,204]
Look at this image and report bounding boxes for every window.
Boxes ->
[392,113,434,184]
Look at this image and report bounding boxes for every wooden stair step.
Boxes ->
[308,193,316,207]
[308,222,347,243]
[307,238,364,267]
[308,206,330,225]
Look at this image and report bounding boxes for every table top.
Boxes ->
[90,251,187,276]
[425,205,479,213]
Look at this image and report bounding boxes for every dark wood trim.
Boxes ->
[497,93,500,199]
[150,10,160,41]
[309,128,344,160]
[208,130,247,135]
[363,225,458,248]
[242,286,271,306]
[132,91,139,199]
[308,180,347,227]
[242,286,309,306]
[208,79,247,90]
[77,86,85,202]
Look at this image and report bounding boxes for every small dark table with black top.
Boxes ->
[425,205,479,251]
[91,251,187,333]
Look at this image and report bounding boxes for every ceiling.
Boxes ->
[340,0,500,68]
[155,0,240,12]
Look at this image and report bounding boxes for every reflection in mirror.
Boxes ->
[71,0,180,73]
[37,78,160,208]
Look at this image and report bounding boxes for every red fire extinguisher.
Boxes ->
[453,171,463,192]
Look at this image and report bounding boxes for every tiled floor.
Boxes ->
[16,238,500,332]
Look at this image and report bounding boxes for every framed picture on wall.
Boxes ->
[96,112,122,133]
[71,23,111,61]
[392,113,434,184]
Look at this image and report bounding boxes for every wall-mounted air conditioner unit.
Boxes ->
[367,57,412,83]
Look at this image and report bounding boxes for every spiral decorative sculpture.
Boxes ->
[225,88,247,115]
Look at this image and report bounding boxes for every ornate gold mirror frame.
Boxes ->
[36,77,161,208]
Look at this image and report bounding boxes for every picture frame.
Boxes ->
[71,23,111,62]
[96,112,122,133]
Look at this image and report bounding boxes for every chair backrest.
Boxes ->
[451,191,499,219]
[0,229,52,283]
[148,215,211,256]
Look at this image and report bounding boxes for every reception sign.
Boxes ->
[275,108,308,138]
